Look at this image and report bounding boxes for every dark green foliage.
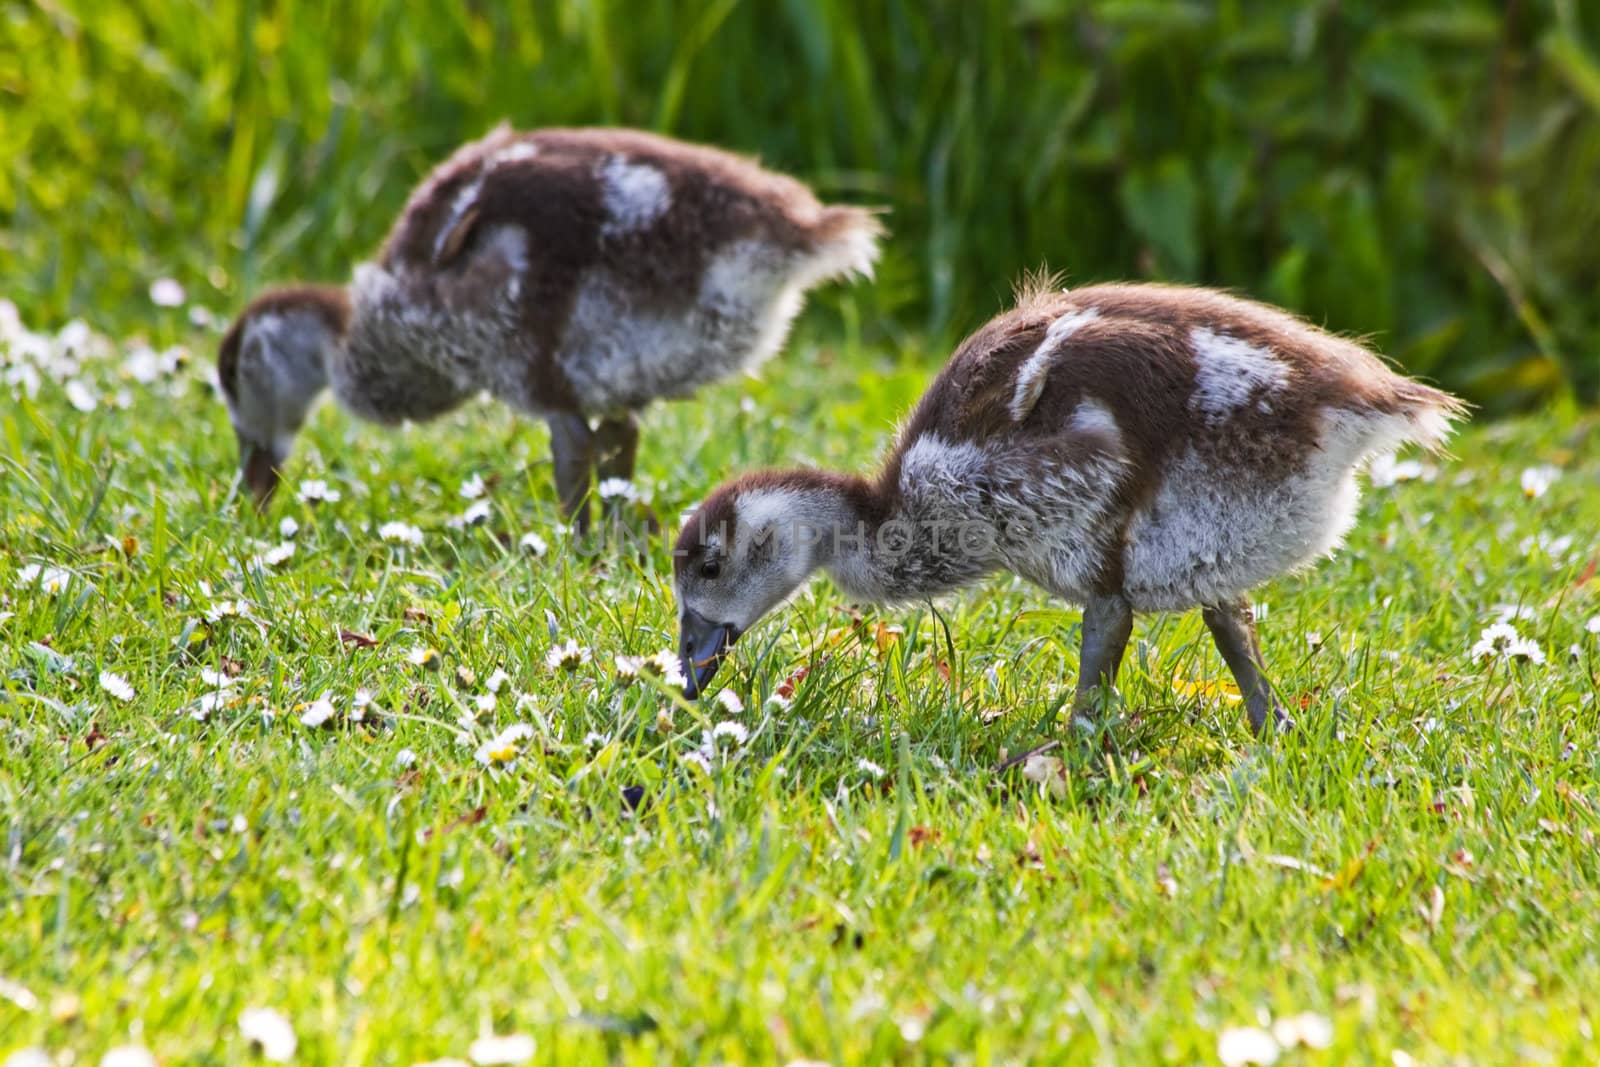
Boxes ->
[4,0,1598,408]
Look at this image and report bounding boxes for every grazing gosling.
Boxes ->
[673,281,1465,735]
[217,125,883,525]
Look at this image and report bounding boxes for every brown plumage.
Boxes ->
[673,281,1466,737]
[216,125,884,520]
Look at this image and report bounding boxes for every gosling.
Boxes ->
[673,281,1465,735]
[217,125,883,526]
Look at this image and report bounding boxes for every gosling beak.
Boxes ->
[237,436,282,511]
[679,609,740,698]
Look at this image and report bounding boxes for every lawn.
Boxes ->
[2,296,1598,1064]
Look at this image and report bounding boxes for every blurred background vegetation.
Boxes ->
[3,0,1598,411]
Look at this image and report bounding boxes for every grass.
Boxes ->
[2,299,1599,1064]
[7,0,1600,406]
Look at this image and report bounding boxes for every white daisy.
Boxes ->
[1368,452,1425,489]
[1470,622,1545,665]
[519,531,549,557]
[460,474,487,499]
[99,671,135,703]
[545,640,592,672]
[468,1033,536,1065]
[297,479,341,505]
[239,1006,297,1062]
[203,599,252,623]
[596,477,641,504]
[16,563,71,595]
[189,690,237,722]
[714,689,745,715]
[395,748,417,769]
[298,691,338,727]
[473,693,497,715]
[475,723,535,766]
[1217,1026,1280,1067]
[485,668,512,694]
[258,542,296,567]
[406,647,442,671]
[447,500,493,529]
[100,1047,157,1067]
[1520,465,1559,499]
[1586,616,1600,635]
[1470,622,1521,660]
[148,278,187,308]
[614,651,687,689]
[378,521,424,547]
[710,720,749,745]
[1272,1012,1333,1051]
[64,380,98,413]
[1506,636,1547,665]
[857,758,886,778]
[278,516,300,540]
[1519,532,1576,562]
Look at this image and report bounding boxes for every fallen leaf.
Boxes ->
[907,825,941,848]
[873,621,905,655]
[1021,753,1068,799]
[1261,854,1330,878]
[83,724,107,751]
[772,662,815,704]
[1320,839,1378,892]
[1171,672,1242,705]
[1419,883,1444,932]
[339,630,379,649]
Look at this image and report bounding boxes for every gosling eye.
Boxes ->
[699,558,722,581]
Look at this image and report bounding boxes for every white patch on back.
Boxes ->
[1067,397,1120,444]
[433,176,484,262]
[488,141,539,167]
[1010,308,1102,421]
[1188,327,1288,423]
[478,224,529,300]
[597,156,671,237]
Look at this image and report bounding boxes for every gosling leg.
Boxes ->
[547,412,595,534]
[1200,597,1293,736]
[1073,592,1134,723]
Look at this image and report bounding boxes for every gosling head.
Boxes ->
[673,476,842,697]
[216,285,349,508]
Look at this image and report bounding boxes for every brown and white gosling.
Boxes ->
[673,281,1466,735]
[217,125,883,524]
